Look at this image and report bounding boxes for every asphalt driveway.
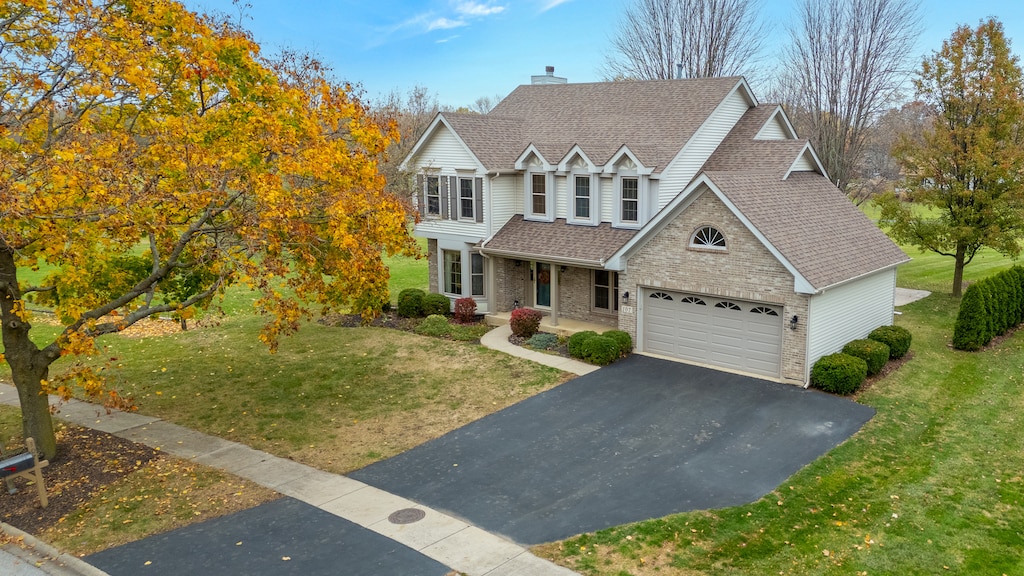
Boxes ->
[350,354,875,545]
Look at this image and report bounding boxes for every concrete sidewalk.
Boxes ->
[479,324,598,376]
[0,324,582,576]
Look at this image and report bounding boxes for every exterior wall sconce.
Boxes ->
[514,260,521,267]
[622,291,630,303]
[790,315,799,330]
[560,265,567,273]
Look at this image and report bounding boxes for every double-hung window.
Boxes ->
[444,250,462,294]
[574,175,591,220]
[621,177,639,223]
[470,253,484,296]
[593,270,619,312]
[426,176,440,216]
[531,173,547,216]
[459,177,474,220]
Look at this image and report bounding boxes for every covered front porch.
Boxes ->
[485,311,614,338]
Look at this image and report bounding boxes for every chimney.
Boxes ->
[531,65,567,85]
[676,62,683,80]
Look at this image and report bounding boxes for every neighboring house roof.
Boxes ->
[481,215,639,267]
[432,77,748,172]
[703,171,909,290]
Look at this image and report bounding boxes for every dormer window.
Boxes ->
[621,177,639,223]
[574,176,591,219]
[525,168,553,222]
[690,226,727,250]
[531,173,546,215]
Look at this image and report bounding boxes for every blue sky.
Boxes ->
[183,0,1024,108]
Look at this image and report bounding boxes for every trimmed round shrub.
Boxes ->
[526,332,558,350]
[414,314,452,337]
[842,339,890,376]
[509,307,543,338]
[811,353,868,395]
[953,283,989,351]
[567,330,599,359]
[453,297,477,324]
[582,335,620,366]
[868,325,912,359]
[396,288,425,318]
[422,293,451,317]
[602,330,633,356]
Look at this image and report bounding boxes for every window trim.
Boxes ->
[425,175,440,217]
[690,225,728,251]
[443,249,462,295]
[458,176,475,221]
[567,171,598,225]
[592,270,619,314]
[525,170,553,222]
[470,252,485,297]
[613,172,645,229]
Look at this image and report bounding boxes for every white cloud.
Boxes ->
[456,1,506,17]
[427,17,467,31]
[540,0,572,12]
[436,35,461,44]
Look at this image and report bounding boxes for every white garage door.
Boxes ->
[643,289,783,378]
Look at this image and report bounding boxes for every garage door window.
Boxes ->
[751,306,779,316]
[715,301,742,311]
[680,296,706,305]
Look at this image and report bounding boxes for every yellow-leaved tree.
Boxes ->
[0,0,417,459]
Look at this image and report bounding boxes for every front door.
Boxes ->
[535,262,551,307]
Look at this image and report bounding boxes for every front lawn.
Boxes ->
[535,253,1024,575]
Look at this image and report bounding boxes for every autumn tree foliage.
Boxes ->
[0,0,417,458]
[877,18,1024,296]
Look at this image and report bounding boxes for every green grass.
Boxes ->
[536,251,1024,575]
[898,247,1019,294]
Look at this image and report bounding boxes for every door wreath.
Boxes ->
[537,269,550,284]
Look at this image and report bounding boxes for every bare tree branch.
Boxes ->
[774,0,921,192]
[604,0,768,81]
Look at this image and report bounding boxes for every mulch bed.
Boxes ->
[319,312,421,331]
[1,425,160,535]
[508,333,571,358]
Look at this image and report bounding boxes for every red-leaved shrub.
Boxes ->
[454,297,477,324]
[510,307,542,338]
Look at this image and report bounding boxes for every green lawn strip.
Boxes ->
[897,247,1020,295]
[538,295,1024,575]
[43,457,278,556]
[73,316,562,473]
[537,246,1024,576]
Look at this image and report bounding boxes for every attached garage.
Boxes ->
[642,289,783,378]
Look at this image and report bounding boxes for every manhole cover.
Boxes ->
[388,508,426,525]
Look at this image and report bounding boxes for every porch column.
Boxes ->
[484,254,497,313]
[550,263,560,326]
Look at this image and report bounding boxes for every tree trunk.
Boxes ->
[1,248,58,459]
[12,362,56,460]
[952,243,967,297]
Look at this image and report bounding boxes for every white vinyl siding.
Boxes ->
[755,115,792,140]
[599,177,615,224]
[791,150,818,172]
[807,268,897,370]
[656,88,750,210]
[489,175,519,234]
[554,174,568,220]
[417,125,478,171]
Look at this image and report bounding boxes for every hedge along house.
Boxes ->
[400,74,909,385]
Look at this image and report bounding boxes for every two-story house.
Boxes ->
[400,75,908,386]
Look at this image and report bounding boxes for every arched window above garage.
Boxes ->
[690,226,727,250]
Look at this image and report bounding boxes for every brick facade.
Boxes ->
[621,189,809,385]
[489,258,617,328]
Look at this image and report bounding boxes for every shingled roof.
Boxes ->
[440,77,746,171]
[703,171,910,289]
[481,215,639,266]
[701,105,810,177]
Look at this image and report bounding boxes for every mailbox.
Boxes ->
[0,453,35,479]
